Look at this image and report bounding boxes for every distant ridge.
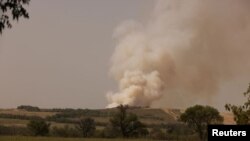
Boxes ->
[0,107,235,128]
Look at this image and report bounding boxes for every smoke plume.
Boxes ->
[107,0,250,108]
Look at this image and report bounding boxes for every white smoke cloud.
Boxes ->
[107,0,250,108]
[107,70,164,108]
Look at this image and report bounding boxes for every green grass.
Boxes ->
[0,136,156,141]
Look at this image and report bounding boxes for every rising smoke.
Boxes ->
[107,0,250,108]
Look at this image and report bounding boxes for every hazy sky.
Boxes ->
[0,0,249,111]
[0,0,153,109]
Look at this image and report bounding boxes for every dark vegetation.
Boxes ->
[0,105,200,140]
[0,113,42,120]
[0,0,30,34]
[17,105,41,112]
[76,117,96,137]
[27,120,51,136]
[225,83,250,124]
[109,105,148,138]
[0,125,30,136]
[180,105,223,141]
[51,125,80,138]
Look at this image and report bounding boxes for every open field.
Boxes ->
[0,109,56,118]
[0,136,155,141]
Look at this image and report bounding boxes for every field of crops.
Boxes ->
[0,136,155,141]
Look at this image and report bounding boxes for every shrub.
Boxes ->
[50,125,80,137]
[27,120,51,136]
[165,123,194,140]
[149,127,166,140]
[75,117,96,137]
[110,105,148,138]
[102,124,121,138]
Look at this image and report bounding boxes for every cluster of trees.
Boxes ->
[25,105,150,138]
[106,105,148,138]
[21,104,224,141]
[17,105,41,112]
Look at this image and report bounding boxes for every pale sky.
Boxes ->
[0,0,249,111]
[0,0,153,109]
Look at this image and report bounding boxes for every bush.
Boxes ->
[50,125,81,137]
[75,117,96,137]
[110,105,148,138]
[101,124,121,138]
[93,129,105,138]
[27,120,51,136]
[138,128,149,138]
[149,128,166,140]
[165,123,194,140]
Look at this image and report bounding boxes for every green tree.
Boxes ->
[76,117,96,137]
[180,105,223,141]
[225,83,250,124]
[27,120,50,136]
[110,105,147,138]
[0,0,30,34]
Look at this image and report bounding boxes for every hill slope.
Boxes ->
[0,107,235,128]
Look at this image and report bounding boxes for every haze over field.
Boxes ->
[0,0,250,111]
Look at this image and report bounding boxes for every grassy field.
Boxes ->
[0,109,56,118]
[0,136,155,141]
[0,118,28,126]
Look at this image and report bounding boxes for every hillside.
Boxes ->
[0,107,235,128]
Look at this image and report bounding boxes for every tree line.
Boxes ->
[0,104,222,141]
[1,83,250,141]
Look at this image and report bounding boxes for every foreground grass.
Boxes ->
[0,136,156,141]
